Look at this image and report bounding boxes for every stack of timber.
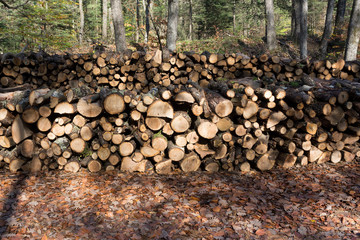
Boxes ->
[0,50,359,174]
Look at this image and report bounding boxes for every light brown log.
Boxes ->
[266,111,287,129]
[119,141,136,156]
[214,144,227,160]
[194,143,215,159]
[174,134,187,147]
[104,93,125,114]
[70,138,86,154]
[0,136,15,148]
[256,149,278,171]
[12,115,33,144]
[9,159,25,172]
[109,154,121,165]
[97,146,111,161]
[78,98,102,119]
[174,91,195,103]
[0,108,14,126]
[317,151,331,164]
[180,152,201,172]
[205,90,233,117]
[242,133,257,149]
[80,125,93,141]
[88,159,102,172]
[171,111,191,133]
[155,160,173,174]
[20,139,34,158]
[21,107,39,124]
[53,102,75,114]
[278,153,297,169]
[140,146,160,158]
[168,141,185,161]
[73,115,87,127]
[147,100,174,119]
[64,160,81,173]
[121,157,152,172]
[196,119,218,139]
[308,146,323,162]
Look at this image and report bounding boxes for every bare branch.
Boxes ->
[0,0,30,9]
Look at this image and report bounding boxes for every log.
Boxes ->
[196,118,218,139]
[12,115,33,144]
[168,141,185,161]
[171,111,191,133]
[147,100,174,119]
[155,160,173,174]
[180,152,201,172]
[103,93,125,114]
[20,139,34,158]
[205,90,233,118]
[88,160,102,172]
[70,138,86,154]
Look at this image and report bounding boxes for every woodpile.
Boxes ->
[0,50,359,174]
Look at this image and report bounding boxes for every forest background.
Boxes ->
[0,0,358,61]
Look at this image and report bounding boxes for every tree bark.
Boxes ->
[291,0,301,41]
[334,0,347,35]
[320,0,335,56]
[345,0,360,61]
[142,0,150,44]
[79,0,84,45]
[188,0,193,40]
[166,0,179,52]
[299,0,308,59]
[102,0,108,41]
[136,0,140,42]
[265,0,277,50]
[111,0,127,53]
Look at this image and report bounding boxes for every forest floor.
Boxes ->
[70,34,349,62]
[0,160,359,240]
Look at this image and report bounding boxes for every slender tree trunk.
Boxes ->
[299,0,308,59]
[320,0,335,56]
[334,0,347,35]
[265,0,277,50]
[188,0,193,40]
[136,0,140,42]
[110,0,127,53]
[291,0,301,42]
[233,0,236,35]
[142,0,150,44]
[345,0,360,61]
[102,0,108,41]
[166,0,179,52]
[109,7,114,40]
[79,0,84,44]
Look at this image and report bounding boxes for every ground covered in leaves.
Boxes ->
[0,161,359,240]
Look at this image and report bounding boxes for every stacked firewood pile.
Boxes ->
[0,50,359,173]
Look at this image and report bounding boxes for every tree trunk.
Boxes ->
[345,0,360,61]
[299,0,308,59]
[111,0,127,53]
[102,0,108,41]
[166,0,179,52]
[320,0,335,56]
[79,0,84,45]
[142,0,150,44]
[291,0,301,41]
[334,0,347,35]
[136,0,140,42]
[265,0,277,50]
[188,0,193,40]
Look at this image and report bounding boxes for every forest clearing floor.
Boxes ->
[0,161,359,240]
